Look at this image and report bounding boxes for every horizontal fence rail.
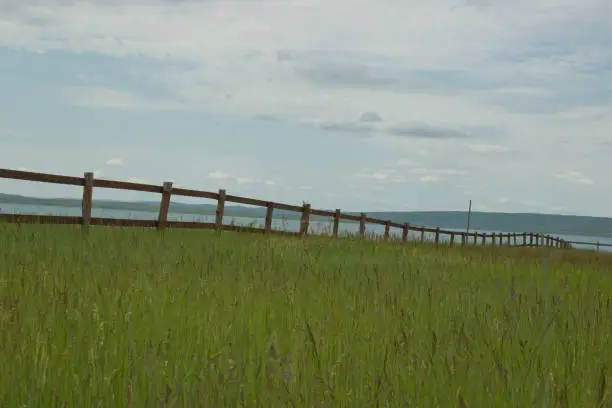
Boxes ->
[0,168,604,250]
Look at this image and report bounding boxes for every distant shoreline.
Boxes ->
[1,192,612,239]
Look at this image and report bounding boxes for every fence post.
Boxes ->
[383,222,391,241]
[332,209,341,238]
[358,213,366,237]
[215,189,226,229]
[596,241,600,252]
[529,232,534,246]
[449,232,455,246]
[81,172,94,233]
[523,232,527,246]
[481,233,486,247]
[435,227,440,247]
[157,181,173,231]
[499,233,503,246]
[473,232,477,245]
[300,203,311,236]
[491,232,496,246]
[401,223,409,242]
[513,233,517,246]
[507,233,511,247]
[420,228,425,242]
[265,202,274,232]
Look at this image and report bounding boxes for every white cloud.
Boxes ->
[106,158,123,166]
[126,177,148,184]
[235,177,255,185]
[354,172,390,181]
[420,175,441,183]
[207,171,232,180]
[556,171,594,185]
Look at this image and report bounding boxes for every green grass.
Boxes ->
[1,223,611,407]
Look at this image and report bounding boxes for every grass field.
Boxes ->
[1,223,611,407]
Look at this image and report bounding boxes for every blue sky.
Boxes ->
[1,0,611,216]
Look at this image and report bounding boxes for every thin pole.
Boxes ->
[466,199,472,234]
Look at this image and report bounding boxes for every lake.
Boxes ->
[1,202,611,252]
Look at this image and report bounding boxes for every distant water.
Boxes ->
[1,203,611,252]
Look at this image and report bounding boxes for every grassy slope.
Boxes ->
[0,223,611,407]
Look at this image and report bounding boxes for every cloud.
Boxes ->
[106,158,123,166]
[207,170,276,187]
[384,123,481,140]
[253,114,280,122]
[359,111,383,123]
[466,143,515,154]
[556,171,594,185]
[420,175,441,183]
[207,171,232,181]
[354,171,391,181]
[57,86,184,111]
[316,121,374,134]
[1,0,611,216]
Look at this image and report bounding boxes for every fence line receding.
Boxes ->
[2,168,606,251]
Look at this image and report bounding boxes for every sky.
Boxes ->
[1,0,611,216]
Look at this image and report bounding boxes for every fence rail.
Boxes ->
[0,168,602,250]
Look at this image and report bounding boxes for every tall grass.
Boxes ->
[0,223,611,407]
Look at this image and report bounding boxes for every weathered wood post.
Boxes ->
[359,212,366,237]
[157,181,173,231]
[81,172,94,233]
[300,203,311,236]
[402,223,410,242]
[435,227,440,247]
[449,232,455,247]
[215,189,226,230]
[383,222,391,241]
[264,202,274,232]
[332,209,341,238]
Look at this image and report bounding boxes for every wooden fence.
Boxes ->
[0,168,591,250]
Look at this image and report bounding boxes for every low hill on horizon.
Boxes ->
[1,192,611,238]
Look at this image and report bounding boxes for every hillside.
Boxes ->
[1,193,611,238]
